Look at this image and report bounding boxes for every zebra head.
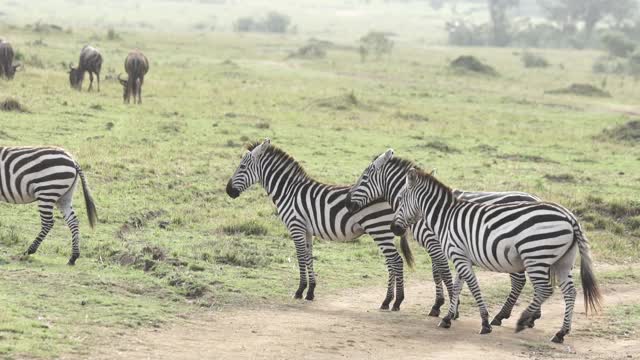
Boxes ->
[391,168,422,236]
[226,138,270,199]
[346,149,394,213]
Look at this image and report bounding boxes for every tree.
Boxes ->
[488,0,519,46]
[538,0,639,39]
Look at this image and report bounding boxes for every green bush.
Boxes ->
[601,31,637,58]
[521,52,549,68]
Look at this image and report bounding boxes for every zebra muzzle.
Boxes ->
[390,222,405,236]
[226,181,240,198]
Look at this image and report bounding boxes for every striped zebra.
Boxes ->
[69,45,103,91]
[1,147,98,265]
[389,165,601,343]
[226,139,411,309]
[345,149,541,325]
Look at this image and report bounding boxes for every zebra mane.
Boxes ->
[410,167,453,193]
[246,141,313,182]
[385,156,424,172]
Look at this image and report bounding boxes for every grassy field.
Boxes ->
[0,1,639,358]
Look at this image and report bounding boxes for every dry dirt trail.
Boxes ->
[81,274,639,360]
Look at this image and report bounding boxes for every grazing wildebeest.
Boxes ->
[0,40,20,80]
[118,50,149,104]
[69,45,103,91]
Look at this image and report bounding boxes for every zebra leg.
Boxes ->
[551,269,576,343]
[491,272,526,326]
[516,269,553,333]
[439,273,463,328]
[304,231,316,301]
[57,197,81,265]
[369,232,403,311]
[96,72,100,92]
[290,229,309,299]
[456,260,492,334]
[24,200,55,255]
[425,236,449,317]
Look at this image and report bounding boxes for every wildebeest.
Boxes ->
[0,40,20,80]
[118,50,149,104]
[69,45,103,91]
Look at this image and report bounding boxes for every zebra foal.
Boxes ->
[226,139,411,310]
[346,149,541,325]
[390,164,601,343]
[0,147,98,265]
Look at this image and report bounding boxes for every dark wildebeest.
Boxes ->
[118,50,149,104]
[0,41,20,80]
[69,45,103,91]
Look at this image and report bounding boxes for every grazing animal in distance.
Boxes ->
[69,45,103,91]
[118,50,149,104]
[226,138,411,310]
[0,147,98,265]
[346,150,542,325]
[0,40,20,80]
[391,165,601,343]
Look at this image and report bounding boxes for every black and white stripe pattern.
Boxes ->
[226,139,410,310]
[69,45,103,91]
[0,147,98,265]
[346,150,541,325]
[389,165,601,343]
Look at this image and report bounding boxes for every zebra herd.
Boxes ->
[2,136,600,344]
[0,41,148,103]
[226,138,602,344]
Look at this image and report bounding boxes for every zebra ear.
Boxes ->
[429,168,437,176]
[406,168,418,187]
[252,138,270,159]
[373,148,394,169]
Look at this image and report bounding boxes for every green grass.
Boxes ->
[0,3,639,357]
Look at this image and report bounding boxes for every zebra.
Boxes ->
[390,164,601,343]
[345,149,542,325]
[69,45,103,91]
[0,147,98,265]
[226,139,412,310]
[118,50,149,104]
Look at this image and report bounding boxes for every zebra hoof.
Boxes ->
[67,259,77,266]
[480,325,492,334]
[391,305,400,311]
[380,302,390,310]
[294,291,304,299]
[428,307,440,317]
[304,293,314,301]
[453,312,460,320]
[551,334,564,344]
[490,317,503,326]
[438,318,451,329]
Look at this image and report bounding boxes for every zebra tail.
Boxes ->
[400,232,414,269]
[575,224,602,315]
[76,162,98,229]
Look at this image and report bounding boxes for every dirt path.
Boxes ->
[76,273,639,360]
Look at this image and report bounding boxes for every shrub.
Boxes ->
[592,55,627,74]
[233,17,255,32]
[233,12,291,33]
[445,20,489,46]
[262,11,290,33]
[521,52,549,68]
[359,31,394,61]
[601,31,636,58]
[107,28,121,40]
[450,55,497,76]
